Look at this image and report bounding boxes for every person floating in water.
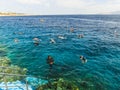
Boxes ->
[50,38,56,44]
[58,35,66,39]
[70,27,74,32]
[33,37,40,45]
[14,38,19,43]
[47,55,54,68]
[114,30,118,37]
[40,18,45,23]
[78,34,84,38]
[80,55,87,64]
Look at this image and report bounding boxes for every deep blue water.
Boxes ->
[0,15,120,89]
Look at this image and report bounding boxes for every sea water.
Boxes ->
[0,15,120,89]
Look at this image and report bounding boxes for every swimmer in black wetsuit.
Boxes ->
[80,55,87,64]
[47,55,54,68]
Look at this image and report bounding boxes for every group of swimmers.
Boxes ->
[46,55,87,69]
[32,33,83,45]
[33,35,66,45]
[14,27,84,46]
[13,29,87,70]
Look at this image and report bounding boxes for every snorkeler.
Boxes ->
[114,30,118,37]
[33,38,40,45]
[14,38,19,43]
[70,27,74,32]
[47,55,54,68]
[33,38,39,41]
[78,34,84,38]
[80,55,87,64]
[40,18,45,22]
[18,32,24,35]
[50,38,56,44]
[58,35,66,39]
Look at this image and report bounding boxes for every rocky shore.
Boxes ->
[0,12,25,16]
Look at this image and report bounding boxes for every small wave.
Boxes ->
[68,18,118,24]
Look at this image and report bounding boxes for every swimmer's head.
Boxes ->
[80,55,83,59]
[48,55,52,59]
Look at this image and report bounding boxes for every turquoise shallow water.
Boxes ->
[0,15,120,89]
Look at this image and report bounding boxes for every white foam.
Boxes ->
[0,80,33,90]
